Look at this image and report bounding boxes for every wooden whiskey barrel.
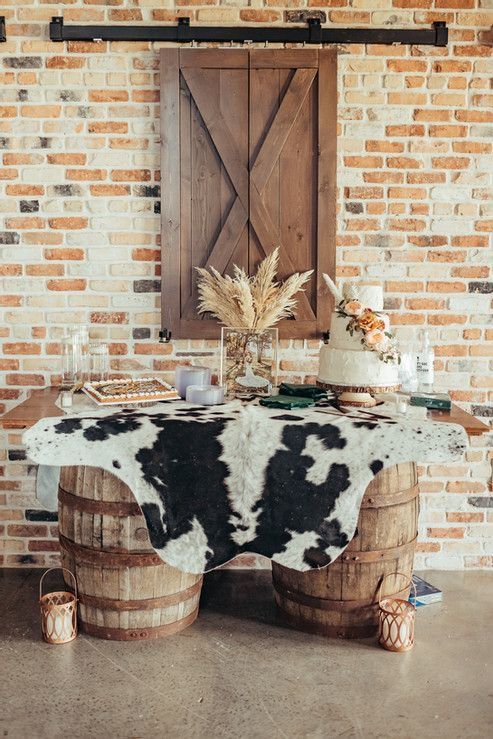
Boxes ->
[272,462,418,639]
[58,466,203,641]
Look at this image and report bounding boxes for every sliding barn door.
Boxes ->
[161,48,336,339]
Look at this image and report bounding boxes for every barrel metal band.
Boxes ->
[80,607,199,641]
[59,533,163,567]
[340,535,417,563]
[275,607,378,639]
[78,580,202,611]
[360,483,418,509]
[273,582,411,613]
[58,486,142,516]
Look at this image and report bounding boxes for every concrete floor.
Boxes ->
[0,570,491,739]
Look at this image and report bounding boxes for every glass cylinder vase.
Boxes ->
[220,327,278,398]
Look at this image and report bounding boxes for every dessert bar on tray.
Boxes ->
[82,377,179,406]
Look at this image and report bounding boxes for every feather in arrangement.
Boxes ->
[195,248,312,331]
[322,273,343,304]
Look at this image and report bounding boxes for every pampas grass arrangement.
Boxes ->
[195,248,312,330]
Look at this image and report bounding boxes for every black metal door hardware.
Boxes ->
[49,17,448,47]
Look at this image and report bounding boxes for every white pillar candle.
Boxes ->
[395,397,408,415]
[60,391,73,408]
[174,366,211,399]
[185,385,225,406]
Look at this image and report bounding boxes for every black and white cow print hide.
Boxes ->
[23,400,467,574]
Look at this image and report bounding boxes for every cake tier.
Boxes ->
[318,345,399,387]
[329,312,390,351]
[342,282,383,311]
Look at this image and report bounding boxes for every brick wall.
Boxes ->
[0,1,492,570]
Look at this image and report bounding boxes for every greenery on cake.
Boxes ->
[336,299,400,365]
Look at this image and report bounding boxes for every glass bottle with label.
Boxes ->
[416,329,434,392]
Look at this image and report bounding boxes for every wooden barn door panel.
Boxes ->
[161,49,249,338]
[161,48,336,339]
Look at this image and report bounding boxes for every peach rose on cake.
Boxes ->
[344,300,363,316]
[357,309,381,332]
[364,329,388,348]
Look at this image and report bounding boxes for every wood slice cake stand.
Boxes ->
[58,466,203,641]
[317,380,400,408]
[272,462,418,639]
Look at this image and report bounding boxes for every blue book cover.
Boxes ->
[409,574,443,607]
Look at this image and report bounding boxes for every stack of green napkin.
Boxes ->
[278,383,327,400]
[259,395,315,410]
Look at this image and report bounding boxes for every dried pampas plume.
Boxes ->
[195,248,312,331]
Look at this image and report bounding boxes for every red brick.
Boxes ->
[111,170,151,182]
[46,56,85,69]
[47,153,87,165]
[427,527,464,539]
[90,184,130,196]
[88,121,128,134]
[6,217,44,230]
[90,312,128,324]
[66,169,106,181]
[89,90,129,103]
[132,248,161,261]
[26,264,64,276]
[48,218,88,230]
[28,540,60,552]
[3,342,41,355]
[0,264,22,276]
[47,279,87,291]
[239,9,281,22]
[447,511,484,523]
[7,524,48,537]
[428,314,467,325]
[21,105,61,118]
[6,185,44,196]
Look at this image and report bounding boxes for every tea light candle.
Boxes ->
[395,396,408,415]
[60,391,73,408]
[175,366,211,399]
[185,384,225,406]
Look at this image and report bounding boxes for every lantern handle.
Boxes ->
[377,571,416,606]
[39,567,78,602]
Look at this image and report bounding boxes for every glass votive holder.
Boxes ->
[88,342,110,383]
[185,385,225,406]
[175,365,211,399]
[394,395,409,416]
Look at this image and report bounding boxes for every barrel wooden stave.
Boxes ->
[272,462,418,639]
[59,466,203,641]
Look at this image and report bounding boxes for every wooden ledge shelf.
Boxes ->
[0,386,489,437]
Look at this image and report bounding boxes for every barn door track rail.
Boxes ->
[0,17,6,42]
[49,17,448,47]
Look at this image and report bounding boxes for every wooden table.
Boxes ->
[1,386,490,436]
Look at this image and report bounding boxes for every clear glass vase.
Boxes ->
[220,327,278,398]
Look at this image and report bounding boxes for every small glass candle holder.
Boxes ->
[185,384,225,406]
[174,366,211,399]
[394,395,409,416]
[88,342,110,383]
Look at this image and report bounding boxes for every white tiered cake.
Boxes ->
[318,281,400,389]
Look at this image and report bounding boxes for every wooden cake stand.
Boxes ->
[316,381,400,408]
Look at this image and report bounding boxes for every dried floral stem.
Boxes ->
[196,248,312,331]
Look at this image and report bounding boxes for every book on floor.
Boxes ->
[409,574,443,607]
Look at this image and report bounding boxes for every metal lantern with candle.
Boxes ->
[39,567,78,645]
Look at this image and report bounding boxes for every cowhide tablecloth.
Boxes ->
[23,399,467,574]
